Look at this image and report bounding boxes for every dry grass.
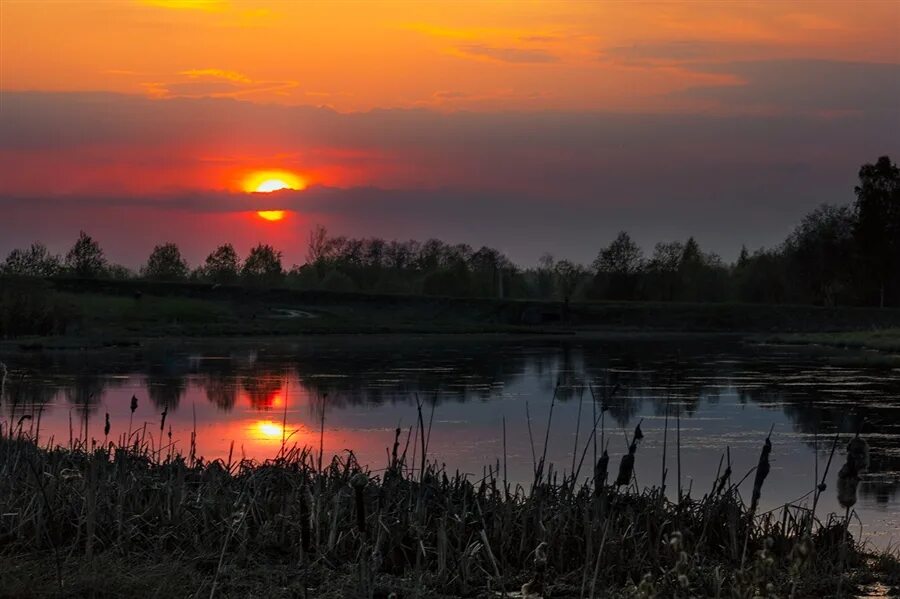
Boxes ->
[0,420,896,598]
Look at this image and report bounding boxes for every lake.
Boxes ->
[3,335,900,547]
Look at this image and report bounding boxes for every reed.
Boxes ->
[0,424,892,598]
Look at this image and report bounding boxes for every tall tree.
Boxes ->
[646,241,684,301]
[307,225,330,264]
[536,253,556,299]
[64,231,106,278]
[243,244,283,285]
[142,243,189,281]
[203,244,240,284]
[854,156,900,307]
[593,231,644,300]
[784,204,855,305]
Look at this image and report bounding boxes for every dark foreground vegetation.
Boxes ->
[1,416,897,598]
[2,156,899,311]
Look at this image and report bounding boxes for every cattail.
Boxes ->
[633,420,644,442]
[104,413,110,437]
[837,463,859,509]
[713,462,732,496]
[836,435,867,597]
[160,404,168,432]
[130,394,138,413]
[836,434,868,509]
[615,441,637,487]
[595,449,609,493]
[846,435,869,473]
[750,436,772,513]
[350,472,369,535]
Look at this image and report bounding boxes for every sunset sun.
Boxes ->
[255,179,291,193]
[243,170,305,221]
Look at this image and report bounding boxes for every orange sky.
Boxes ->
[3,1,898,112]
[0,1,898,265]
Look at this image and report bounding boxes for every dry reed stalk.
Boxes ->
[572,387,584,476]
[534,381,560,489]
[661,395,670,495]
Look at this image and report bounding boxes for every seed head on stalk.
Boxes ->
[750,434,772,514]
[615,441,637,487]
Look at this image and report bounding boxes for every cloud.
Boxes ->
[604,40,770,64]
[139,68,298,99]
[455,44,559,64]
[180,68,251,83]
[0,90,897,264]
[678,60,900,113]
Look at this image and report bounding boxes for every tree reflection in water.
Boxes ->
[3,337,900,505]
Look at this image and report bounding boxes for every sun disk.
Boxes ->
[243,170,305,222]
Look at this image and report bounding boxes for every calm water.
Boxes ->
[3,335,900,546]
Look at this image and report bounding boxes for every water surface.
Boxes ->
[3,335,900,546]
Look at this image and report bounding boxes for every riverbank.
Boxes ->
[1,429,897,598]
[6,276,900,342]
[764,329,900,354]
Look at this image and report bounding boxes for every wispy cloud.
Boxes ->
[142,68,298,99]
[676,60,900,113]
[180,68,251,83]
[455,44,559,64]
[604,40,770,64]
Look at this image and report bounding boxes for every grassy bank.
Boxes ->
[6,276,900,341]
[0,423,896,598]
[765,329,900,354]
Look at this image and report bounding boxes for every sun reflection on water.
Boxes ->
[254,420,284,440]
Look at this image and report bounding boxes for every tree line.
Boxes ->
[3,156,898,307]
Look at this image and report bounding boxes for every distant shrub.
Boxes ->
[0,278,79,337]
[1,243,61,277]
[286,264,320,290]
[320,269,356,293]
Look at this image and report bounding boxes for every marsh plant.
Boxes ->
[0,406,895,598]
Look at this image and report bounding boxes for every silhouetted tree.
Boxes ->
[854,156,900,307]
[243,244,283,285]
[554,260,587,320]
[784,204,855,305]
[64,231,106,278]
[734,247,787,304]
[385,239,418,271]
[645,241,683,301]
[2,243,60,277]
[307,224,330,264]
[142,243,188,281]
[470,246,510,297]
[593,231,644,300]
[536,253,556,299]
[203,243,240,284]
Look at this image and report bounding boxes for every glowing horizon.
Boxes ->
[0,1,897,266]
